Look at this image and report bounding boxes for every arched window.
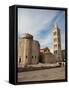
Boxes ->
[53,32,56,35]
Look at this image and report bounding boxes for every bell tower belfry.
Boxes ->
[52,24,62,62]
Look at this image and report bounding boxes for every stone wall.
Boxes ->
[40,48,57,64]
[42,52,57,63]
[31,40,40,64]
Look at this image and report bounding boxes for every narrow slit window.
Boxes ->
[19,58,21,64]
[26,56,27,58]
[32,56,33,58]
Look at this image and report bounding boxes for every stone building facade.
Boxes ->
[18,33,40,67]
[40,48,57,63]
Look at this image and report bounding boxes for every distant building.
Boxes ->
[61,49,65,61]
[52,24,62,62]
[18,33,40,67]
[40,47,57,63]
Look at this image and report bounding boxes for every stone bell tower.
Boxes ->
[52,24,62,62]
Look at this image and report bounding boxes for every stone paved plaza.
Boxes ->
[18,65,65,82]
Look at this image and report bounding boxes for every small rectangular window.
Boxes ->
[19,58,21,64]
[26,56,27,58]
[32,56,33,58]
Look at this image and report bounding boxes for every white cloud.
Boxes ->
[18,8,59,36]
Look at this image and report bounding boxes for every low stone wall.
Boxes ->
[40,52,57,63]
[18,63,61,72]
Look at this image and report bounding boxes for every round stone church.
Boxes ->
[18,33,40,67]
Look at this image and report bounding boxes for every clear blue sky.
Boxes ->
[18,8,65,49]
